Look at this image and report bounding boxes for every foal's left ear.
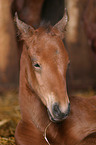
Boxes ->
[15,12,34,39]
[53,8,69,39]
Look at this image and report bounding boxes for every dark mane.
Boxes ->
[39,21,52,33]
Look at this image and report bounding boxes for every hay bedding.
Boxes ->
[0,90,95,145]
[0,91,20,145]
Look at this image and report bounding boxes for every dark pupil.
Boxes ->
[34,63,40,67]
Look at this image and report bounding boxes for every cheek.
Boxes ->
[35,72,48,93]
[35,73,42,84]
[36,74,52,99]
[35,72,50,106]
[35,69,48,85]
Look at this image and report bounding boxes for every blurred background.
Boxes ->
[0,0,96,144]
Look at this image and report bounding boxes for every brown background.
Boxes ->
[0,0,96,92]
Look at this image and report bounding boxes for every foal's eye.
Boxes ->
[33,62,41,72]
[34,63,40,68]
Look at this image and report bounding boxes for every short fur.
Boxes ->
[15,14,96,145]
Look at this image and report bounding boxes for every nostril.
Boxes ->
[52,103,70,120]
[52,103,61,118]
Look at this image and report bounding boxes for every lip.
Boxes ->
[47,109,67,123]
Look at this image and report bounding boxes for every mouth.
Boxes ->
[47,109,68,123]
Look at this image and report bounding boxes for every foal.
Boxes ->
[15,12,96,145]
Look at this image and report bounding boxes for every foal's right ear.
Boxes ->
[15,12,34,39]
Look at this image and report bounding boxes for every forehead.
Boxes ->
[28,30,69,62]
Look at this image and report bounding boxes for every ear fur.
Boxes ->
[53,8,69,39]
[14,12,34,39]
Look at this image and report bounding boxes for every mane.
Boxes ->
[39,21,52,33]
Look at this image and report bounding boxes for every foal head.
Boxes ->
[16,10,70,122]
